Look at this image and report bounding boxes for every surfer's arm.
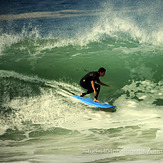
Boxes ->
[91,80,97,95]
[99,81,112,87]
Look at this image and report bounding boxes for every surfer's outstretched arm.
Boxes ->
[99,81,112,87]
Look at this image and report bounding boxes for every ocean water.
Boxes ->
[0,0,163,162]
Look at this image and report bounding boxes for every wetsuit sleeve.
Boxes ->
[96,77,100,83]
[92,74,100,83]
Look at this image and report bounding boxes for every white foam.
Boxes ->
[0,33,20,55]
[113,80,163,130]
[1,72,162,134]
[1,71,162,145]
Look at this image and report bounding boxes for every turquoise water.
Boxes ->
[0,0,163,162]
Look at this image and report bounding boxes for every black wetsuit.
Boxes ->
[80,71,101,99]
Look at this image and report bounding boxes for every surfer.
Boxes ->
[80,67,112,102]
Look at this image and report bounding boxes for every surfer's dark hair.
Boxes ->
[98,67,106,73]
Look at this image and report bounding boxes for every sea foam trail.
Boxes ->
[1,70,163,135]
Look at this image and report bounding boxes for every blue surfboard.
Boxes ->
[73,95,114,109]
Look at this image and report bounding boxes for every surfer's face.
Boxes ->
[100,71,105,77]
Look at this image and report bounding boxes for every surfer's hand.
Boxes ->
[94,91,97,96]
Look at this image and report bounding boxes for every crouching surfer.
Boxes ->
[79,67,112,102]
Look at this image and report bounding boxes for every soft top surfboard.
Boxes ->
[45,83,114,109]
[73,95,114,109]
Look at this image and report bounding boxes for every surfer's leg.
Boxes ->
[80,92,87,97]
[80,86,93,97]
[80,80,93,97]
[80,84,100,99]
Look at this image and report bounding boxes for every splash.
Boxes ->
[1,1,163,57]
[115,80,163,108]
[0,24,41,56]
[92,0,163,45]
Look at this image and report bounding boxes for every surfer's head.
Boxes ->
[98,67,106,77]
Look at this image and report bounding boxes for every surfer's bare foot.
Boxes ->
[94,99,101,103]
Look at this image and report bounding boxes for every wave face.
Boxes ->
[0,0,163,162]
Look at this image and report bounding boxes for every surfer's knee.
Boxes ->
[96,84,101,92]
